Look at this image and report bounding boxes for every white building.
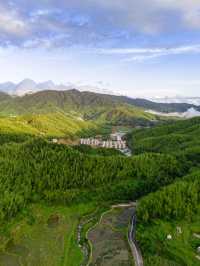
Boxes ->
[80,136,127,151]
[167,234,172,240]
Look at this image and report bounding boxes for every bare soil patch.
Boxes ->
[88,207,134,266]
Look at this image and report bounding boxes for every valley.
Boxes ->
[0,89,199,266]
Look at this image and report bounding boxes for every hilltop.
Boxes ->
[0,88,199,137]
[0,88,199,115]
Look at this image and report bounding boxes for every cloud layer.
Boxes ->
[98,44,200,61]
[0,0,200,49]
[0,1,200,98]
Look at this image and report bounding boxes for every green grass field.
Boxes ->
[0,203,97,266]
[137,214,200,266]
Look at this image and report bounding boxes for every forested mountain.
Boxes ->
[0,89,198,137]
[0,90,165,135]
[0,89,199,116]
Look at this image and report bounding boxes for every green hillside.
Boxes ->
[129,117,200,154]
[129,118,200,266]
[0,108,158,138]
[0,94,165,137]
[0,112,95,137]
[136,170,200,266]
[85,105,157,125]
[0,89,184,138]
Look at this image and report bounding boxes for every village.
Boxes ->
[52,132,132,156]
[80,132,132,156]
[80,133,126,149]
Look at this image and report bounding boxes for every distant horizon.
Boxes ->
[0,78,200,100]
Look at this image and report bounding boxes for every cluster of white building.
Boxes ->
[80,133,127,150]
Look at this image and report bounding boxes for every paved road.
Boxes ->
[113,202,143,266]
[128,212,144,266]
[112,202,137,208]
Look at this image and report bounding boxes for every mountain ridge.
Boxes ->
[0,89,199,116]
[1,79,200,106]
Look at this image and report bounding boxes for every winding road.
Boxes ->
[128,211,144,266]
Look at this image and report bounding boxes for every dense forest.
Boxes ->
[73,144,123,156]
[131,117,200,223]
[137,170,200,223]
[1,115,200,225]
[0,114,200,266]
[0,133,189,224]
[130,117,200,266]
[129,117,200,154]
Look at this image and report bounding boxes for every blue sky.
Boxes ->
[0,0,200,97]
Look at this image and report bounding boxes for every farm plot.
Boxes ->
[88,206,135,266]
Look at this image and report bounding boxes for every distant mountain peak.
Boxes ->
[15,79,37,96]
[0,79,118,97]
[20,78,36,83]
[0,79,59,96]
[17,79,37,88]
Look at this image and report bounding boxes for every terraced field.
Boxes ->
[87,206,135,266]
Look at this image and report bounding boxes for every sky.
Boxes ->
[0,0,200,97]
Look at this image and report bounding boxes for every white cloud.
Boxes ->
[98,44,200,61]
[90,0,200,32]
[154,0,200,29]
[0,0,200,50]
[0,6,28,36]
[125,53,163,62]
[98,48,164,54]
